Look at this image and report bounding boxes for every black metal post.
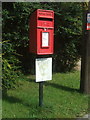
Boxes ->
[39,82,43,107]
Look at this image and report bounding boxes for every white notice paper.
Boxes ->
[42,32,49,47]
[36,58,52,82]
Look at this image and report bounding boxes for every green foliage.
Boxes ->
[54,3,82,72]
[2,2,82,88]
[2,40,21,89]
[2,72,88,118]
[2,58,16,89]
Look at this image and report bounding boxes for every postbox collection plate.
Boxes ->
[42,32,49,47]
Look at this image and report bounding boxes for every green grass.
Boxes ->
[2,71,88,118]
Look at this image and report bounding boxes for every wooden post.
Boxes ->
[80,2,90,94]
[88,23,90,94]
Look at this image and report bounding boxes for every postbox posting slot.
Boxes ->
[37,17,54,28]
[38,18,53,21]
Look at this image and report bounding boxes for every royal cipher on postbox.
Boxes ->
[29,9,54,55]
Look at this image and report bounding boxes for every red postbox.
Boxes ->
[29,9,54,55]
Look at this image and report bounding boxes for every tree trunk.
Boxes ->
[80,2,90,94]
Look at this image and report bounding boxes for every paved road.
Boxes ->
[77,114,90,120]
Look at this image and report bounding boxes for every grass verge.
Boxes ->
[2,71,88,118]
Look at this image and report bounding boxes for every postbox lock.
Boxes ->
[44,28,47,31]
[44,22,46,25]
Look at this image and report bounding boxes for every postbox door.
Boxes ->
[37,28,54,55]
